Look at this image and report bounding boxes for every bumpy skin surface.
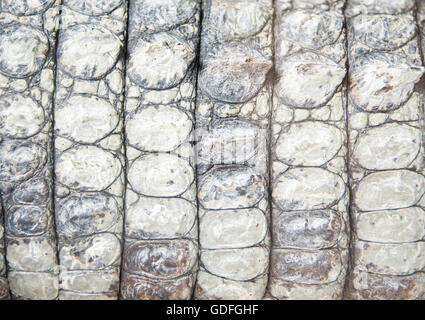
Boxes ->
[0,0,60,300]
[345,0,425,300]
[194,0,273,300]
[269,0,350,300]
[54,0,127,300]
[120,0,200,300]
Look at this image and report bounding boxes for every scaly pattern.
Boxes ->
[120,0,200,300]
[54,0,128,300]
[0,0,60,300]
[194,0,273,300]
[345,0,425,299]
[269,0,350,299]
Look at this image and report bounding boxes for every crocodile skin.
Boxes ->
[0,0,61,300]
[269,0,350,300]
[120,0,200,300]
[345,0,425,300]
[193,0,273,300]
[53,0,128,300]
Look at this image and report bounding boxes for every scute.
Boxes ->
[0,24,48,78]
[199,44,272,103]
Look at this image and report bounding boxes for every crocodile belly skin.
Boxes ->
[0,0,424,301]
